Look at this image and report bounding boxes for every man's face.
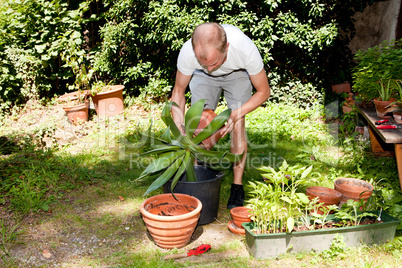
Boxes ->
[195,44,228,74]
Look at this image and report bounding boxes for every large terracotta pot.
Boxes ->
[306,186,342,214]
[334,178,373,204]
[373,98,396,119]
[90,85,124,117]
[140,193,202,249]
[62,101,89,125]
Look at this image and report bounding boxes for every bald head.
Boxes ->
[191,22,227,61]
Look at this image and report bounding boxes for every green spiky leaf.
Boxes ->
[137,150,185,181]
[161,126,172,143]
[185,157,197,182]
[140,145,181,157]
[185,99,205,138]
[192,109,231,144]
[161,102,182,139]
[170,151,192,192]
[143,156,184,196]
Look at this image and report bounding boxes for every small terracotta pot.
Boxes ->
[306,186,342,214]
[62,101,89,125]
[373,98,396,119]
[230,206,253,229]
[140,193,201,249]
[193,109,223,150]
[334,178,373,204]
[91,85,124,117]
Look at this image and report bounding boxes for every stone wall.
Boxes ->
[349,0,401,53]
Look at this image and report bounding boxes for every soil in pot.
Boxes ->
[306,186,342,214]
[163,165,223,225]
[140,193,202,249]
[334,178,373,205]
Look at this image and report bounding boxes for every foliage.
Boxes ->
[0,0,375,111]
[267,72,323,109]
[319,233,347,259]
[246,160,314,234]
[334,199,378,226]
[0,0,98,112]
[352,39,402,101]
[135,99,243,197]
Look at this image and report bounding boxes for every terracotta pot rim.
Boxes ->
[306,186,342,198]
[230,206,253,216]
[334,178,373,199]
[140,193,202,222]
[62,101,89,112]
[93,85,125,96]
[373,98,397,104]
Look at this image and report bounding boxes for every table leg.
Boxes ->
[394,144,402,191]
[368,125,394,156]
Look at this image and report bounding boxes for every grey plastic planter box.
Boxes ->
[243,212,400,259]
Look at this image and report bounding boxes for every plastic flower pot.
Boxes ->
[243,212,400,259]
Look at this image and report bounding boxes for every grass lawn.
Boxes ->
[0,100,401,267]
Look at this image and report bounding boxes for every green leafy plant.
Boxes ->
[319,233,347,259]
[335,199,378,226]
[310,204,340,229]
[136,99,243,197]
[247,160,314,234]
[353,39,402,101]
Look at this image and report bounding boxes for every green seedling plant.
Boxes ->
[136,99,243,197]
[335,199,378,226]
[247,160,314,234]
[310,204,340,229]
[298,196,320,230]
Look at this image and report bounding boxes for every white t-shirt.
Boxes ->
[177,25,264,77]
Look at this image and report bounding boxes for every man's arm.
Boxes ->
[220,69,271,137]
[171,70,192,131]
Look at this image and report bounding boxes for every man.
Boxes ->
[171,22,271,209]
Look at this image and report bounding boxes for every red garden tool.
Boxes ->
[376,124,402,129]
[163,244,211,260]
[375,119,389,125]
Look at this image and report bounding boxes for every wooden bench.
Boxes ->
[357,106,402,190]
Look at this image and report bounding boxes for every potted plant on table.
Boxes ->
[242,161,400,259]
[137,99,243,247]
[372,78,398,118]
[353,39,402,110]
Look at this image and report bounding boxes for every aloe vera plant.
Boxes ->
[137,99,243,196]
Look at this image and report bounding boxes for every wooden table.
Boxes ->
[357,106,402,190]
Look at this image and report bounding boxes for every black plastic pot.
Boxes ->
[163,165,223,225]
